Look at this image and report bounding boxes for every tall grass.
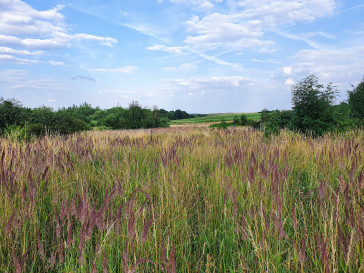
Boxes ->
[0,126,363,272]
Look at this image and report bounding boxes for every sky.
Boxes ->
[0,0,363,113]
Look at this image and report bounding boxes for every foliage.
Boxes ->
[260,109,273,123]
[0,98,29,132]
[331,102,360,132]
[0,99,180,138]
[52,111,89,135]
[348,77,364,120]
[4,123,33,143]
[158,108,194,120]
[233,114,248,126]
[263,110,281,136]
[290,74,337,136]
[209,120,230,129]
[262,110,293,137]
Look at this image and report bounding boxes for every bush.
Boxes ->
[4,124,33,143]
[209,121,230,129]
[0,98,29,132]
[247,119,261,129]
[261,109,293,137]
[289,74,337,136]
[52,112,89,135]
[348,77,364,120]
[233,115,248,126]
[28,123,47,136]
[263,111,281,136]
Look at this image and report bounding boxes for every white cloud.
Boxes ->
[11,78,66,90]
[0,0,117,63]
[283,66,293,75]
[49,60,65,66]
[182,0,336,51]
[94,66,138,73]
[0,46,42,56]
[0,69,67,96]
[0,69,27,83]
[302,31,335,39]
[160,0,223,9]
[239,0,336,25]
[281,46,364,92]
[163,76,251,91]
[275,31,322,49]
[0,54,39,64]
[0,1,65,36]
[252,59,280,64]
[73,34,117,47]
[72,75,97,81]
[162,62,197,71]
[184,13,274,51]
[284,78,295,86]
[147,44,185,54]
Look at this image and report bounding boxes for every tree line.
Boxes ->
[0,99,196,137]
[1,74,363,139]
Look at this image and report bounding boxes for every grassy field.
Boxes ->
[0,126,363,272]
[169,112,260,125]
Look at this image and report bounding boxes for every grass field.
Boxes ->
[169,112,261,125]
[0,126,363,272]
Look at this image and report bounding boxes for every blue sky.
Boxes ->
[0,0,363,113]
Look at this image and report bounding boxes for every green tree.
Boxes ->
[348,77,364,120]
[289,74,337,136]
[0,98,28,132]
[124,101,146,129]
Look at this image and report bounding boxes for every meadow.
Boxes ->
[0,126,363,272]
[169,113,260,125]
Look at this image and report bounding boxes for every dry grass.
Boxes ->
[0,127,363,272]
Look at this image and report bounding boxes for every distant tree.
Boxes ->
[348,77,364,120]
[102,107,126,129]
[51,110,88,134]
[28,106,55,135]
[260,109,272,124]
[124,101,146,129]
[289,74,337,136]
[174,109,191,120]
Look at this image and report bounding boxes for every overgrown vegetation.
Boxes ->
[0,99,196,138]
[0,127,363,272]
[260,75,363,136]
[348,77,364,120]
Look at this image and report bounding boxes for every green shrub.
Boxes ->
[209,121,230,129]
[4,124,33,143]
[233,115,248,126]
[28,123,47,136]
[348,77,364,120]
